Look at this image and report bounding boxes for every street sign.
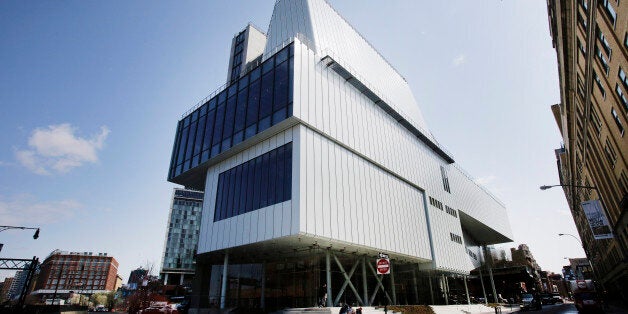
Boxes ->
[376,258,390,275]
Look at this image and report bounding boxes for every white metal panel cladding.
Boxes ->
[298,125,432,260]
[197,127,298,254]
[264,0,431,138]
[291,39,512,272]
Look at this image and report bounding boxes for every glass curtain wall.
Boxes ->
[202,251,429,310]
[169,44,294,180]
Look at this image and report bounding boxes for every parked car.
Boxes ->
[520,293,542,311]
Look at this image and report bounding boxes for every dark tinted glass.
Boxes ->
[262,58,274,74]
[212,105,225,145]
[259,153,270,208]
[267,149,277,204]
[284,143,292,198]
[250,67,261,82]
[232,165,242,216]
[223,96,237,140]
[235,88,248,133]
[218,90,227,104]
[169,122,183,178]
[275,145,285,202]
[184,121,197,164]
[276,47,288,65]
[239,163,249,216]
[193,114,206,157]
[177,126,190,165]
[246,80,261,127]
[213,142,293,222]
[245,159,255,212]
[226,167,237,218]
[214,174,225,221]
[274,60,288,111]
[170,44,294,180]
[208,98,217,110]
[202,109,216,152]
[260,71,274,119]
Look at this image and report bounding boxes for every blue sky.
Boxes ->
[0,1,583,281]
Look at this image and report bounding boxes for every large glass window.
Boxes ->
[213,142,293,222]
[611,108,625,136]
[601,0,616,27]
[212,103,226,157]
[597,25,612,58]
[595,46,610,75]
[616,84,628,112]
[169,44,294,180]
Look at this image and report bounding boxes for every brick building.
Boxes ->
[33,250,119,298]
[547,0,628,304]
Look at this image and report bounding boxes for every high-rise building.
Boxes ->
[167,0,512,310]
[33,250,119,298]
[160,188,204,286]
[0,277,14,302]
[7,270,28,301]
[547,0,628,304]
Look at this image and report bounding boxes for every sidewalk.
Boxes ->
[430,304,519,314]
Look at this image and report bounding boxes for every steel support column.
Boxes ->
[479,268,487,305]
[442,274,448,305]
[332,254,364,305]
[428,274,434,305]
[362,256,369,306]
[412,269,419,305]
[261,261,266,309]
[326,250,333,307]
[390,262,397,305]
[484,246,498,303]
[464,275,470,305]
[220,252,229,309]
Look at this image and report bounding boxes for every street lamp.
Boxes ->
[558,233,583,245]
[558,233,602,289]
[539,184,597,191]
[0,225,40,239]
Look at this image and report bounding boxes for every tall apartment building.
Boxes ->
[7,270,28,301]
[547,0,628,304]
[0,277,14,302]
[167,0,512,310]
[160,188,204,286]
[33,250,119,298]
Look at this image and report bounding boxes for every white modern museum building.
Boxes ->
[167,0,513,310]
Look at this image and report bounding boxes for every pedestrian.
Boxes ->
[319,284,327,307]
[339,303,348,314]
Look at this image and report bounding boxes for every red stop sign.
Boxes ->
[377,258,390,274]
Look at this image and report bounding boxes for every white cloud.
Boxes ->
[452,54,466,66]
[0,194,82,225]
[15,124,110,175]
